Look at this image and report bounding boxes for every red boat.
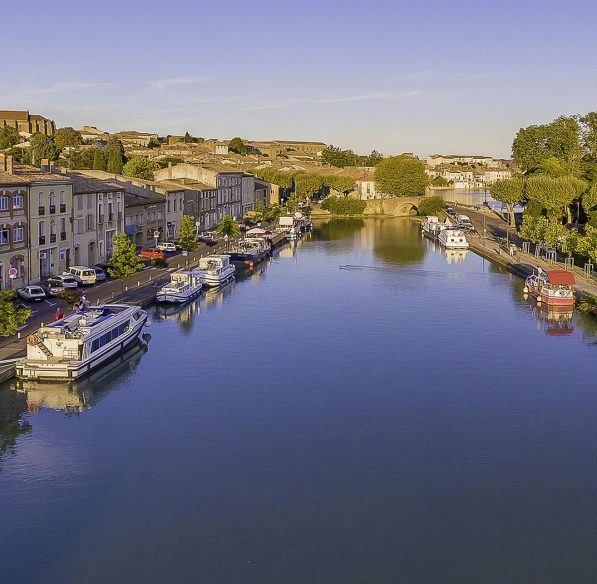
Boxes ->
[524,269,575,307]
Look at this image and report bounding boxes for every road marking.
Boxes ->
[44,300,56,306]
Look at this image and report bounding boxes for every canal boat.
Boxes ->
[228,237,271,269]
[16,304,148,381]
[156,269,203,304]
[524,269,575,307]
[438,228,469,249]
[422,216,450,240]
[196,255,235,287]
[246,227,287,249]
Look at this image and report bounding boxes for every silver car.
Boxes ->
[18,285,46,302]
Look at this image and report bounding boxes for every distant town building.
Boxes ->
[114,131,159,148]
[78,126,110,142]
[0,110,55,137]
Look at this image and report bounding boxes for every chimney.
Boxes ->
[168,161,173,179]
[41,158,50,172]
[0,153,5,173]
[6,155,14,175]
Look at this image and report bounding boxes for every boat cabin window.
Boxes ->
[90,322,129,353]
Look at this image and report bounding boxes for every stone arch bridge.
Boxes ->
[362,196,424,216]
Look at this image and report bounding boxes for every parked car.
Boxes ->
[42,275,78,296]
[157,242,177,253]
[198,234,218,246]
[139,248,165,260]
[18,285,46,302]
[92,266,107,281]
[63,266,97,286]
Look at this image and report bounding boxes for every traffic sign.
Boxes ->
[8,267,18,279]
[154,231,160,238]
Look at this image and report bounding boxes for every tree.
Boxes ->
[66,148,95,170]
[29,133,58,165]
[580,112,597,159]
[374,155,428,197]
[294,172,324,202]
[285,193,299,212]
[322,146,356,168]
[122,156,159,180]
[512,116,582,173]
[178,215,198,253]
[324,175,355,196]
[228,137,247,155]
[525,176,579,222]
[561,228,582,257]
[431,175,449,187]
[216,215,240,250]
[364,150,383,166]
[108,233,143,295]
[93,148,107,171]
[520,215,548,243]
[252,200,267,222]
[0,290,30,337]
[490,177,525,227]
[582,182,597,219]
[182,131,195,143]
[266,203,284,220]
[578,226,597,264]
[53,127,82,151]
[417,196,446,216]
[0,126,20,149]
[106,137,125,174]
[320,196,366,215]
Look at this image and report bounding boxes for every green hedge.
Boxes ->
[320,196,367,215]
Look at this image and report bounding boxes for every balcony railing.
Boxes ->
[98,215,104,224]
[50,233,56,243]
[38,206,45,215]
[108,213,114,223]
[49,205,56,214]
[60,204,66,213]
[60,231,67,241]
[117,211,123,220]
[125,225,136,235]
[39,236,46,245]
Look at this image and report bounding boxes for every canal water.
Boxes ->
[2,218,597,584]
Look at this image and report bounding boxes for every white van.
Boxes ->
[64,266,97,286]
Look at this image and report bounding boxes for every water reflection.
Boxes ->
[310,218,364,242]
[0,387,31,471]
[13,340,148,414]
[442,248,469,264]
[530,305,575,336]
[372,217,426,266]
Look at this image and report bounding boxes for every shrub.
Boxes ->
[152,257,168,269]
[417,196,446,216]
[320,196,366,215]
[59,288,81,306]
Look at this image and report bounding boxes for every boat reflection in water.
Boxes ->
[530,304,575,336]
[202,278,236,309]
[442,248,469,264]
[154,300,200,322]
[14,338,149,414]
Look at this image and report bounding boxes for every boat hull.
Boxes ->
[16,312,148,381]
[527,289,575,307]
[155,287,202,304]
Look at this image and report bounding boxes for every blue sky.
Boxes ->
[2,0,596,157]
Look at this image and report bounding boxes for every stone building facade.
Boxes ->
[0,110,55,136]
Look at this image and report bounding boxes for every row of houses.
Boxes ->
[0,156,272,290]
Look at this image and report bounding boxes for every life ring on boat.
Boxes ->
[537,296,542,303]
[27,334,39,346]
[523,286,529,294]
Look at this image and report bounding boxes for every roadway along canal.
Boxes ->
[2,217,597,583]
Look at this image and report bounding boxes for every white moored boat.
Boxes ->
[16,304,148,381]
[196,255,235,287]
[438,228,469,249]
[422,216,451,240]
[156,269,203,304]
